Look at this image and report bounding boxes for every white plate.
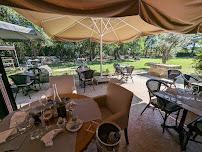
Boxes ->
[66,119,83,132]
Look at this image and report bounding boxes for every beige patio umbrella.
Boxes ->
[1,0,201,34]
[13,8,166,76]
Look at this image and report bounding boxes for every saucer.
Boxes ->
[66,119,83,132]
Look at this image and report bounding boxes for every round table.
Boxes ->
[3,94,100,152]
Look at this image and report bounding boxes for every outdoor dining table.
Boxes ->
[153,89,202,150]
[0,94,101,152]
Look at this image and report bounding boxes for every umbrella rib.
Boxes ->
[117,18,142,35]
[90,24,96,38]
[91,18,101,34]
[52,17,86,39]
[68,16,99,35]
[108,21,120,43]
[41,15,67,27]
[102,19,110,33]
[104,24,128,35]
[103,17,128,35]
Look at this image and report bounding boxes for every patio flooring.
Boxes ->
[14,71,202,152]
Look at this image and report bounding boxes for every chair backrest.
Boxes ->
[115,66,123,74]
[28,68,41,75]
[9,75,31,85]
[182,74,199,89]
[126,66,134,74]
[49,75,76,95]
[146,79,168,96]
[194,120,202,136]
[113,63,119,68]
[167,69,182,80]
[82,70,94,79]
[106,82,133,114]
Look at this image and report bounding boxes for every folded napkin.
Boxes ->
[0,128,17,144]
[166,87,178,95]
[9,111,28,129]
[41,129,63,147]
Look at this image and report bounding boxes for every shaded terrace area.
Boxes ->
[14,71,202,152]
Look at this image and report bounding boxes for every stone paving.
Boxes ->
[15,71,201,152]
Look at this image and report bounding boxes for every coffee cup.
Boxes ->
[57,117,66,128]
[71,117,79,128]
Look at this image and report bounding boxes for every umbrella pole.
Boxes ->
[100,19,103,77]
[100,34,103,77]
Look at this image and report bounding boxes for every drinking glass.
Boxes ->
[42,109,53,129]
[40,95,48,106]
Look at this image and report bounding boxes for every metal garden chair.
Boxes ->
[141,79,182,133]
[159,69,182,87]
[80,70,95,93]
[9,74,34,99]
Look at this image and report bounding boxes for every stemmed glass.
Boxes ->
[42,108,53,130]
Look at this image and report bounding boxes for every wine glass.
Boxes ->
[42,109,53,130]
[40,95,48,106]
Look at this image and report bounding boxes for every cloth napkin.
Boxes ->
[0,128,17,144]
[41,129,63,147]
[166,87,178,95]
[9,111,28,128]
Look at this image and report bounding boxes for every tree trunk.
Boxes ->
[89,39,92,61]
[91,42,95,60]
[165,41,177,60]
[161,44,166,64]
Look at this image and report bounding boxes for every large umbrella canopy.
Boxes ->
[0,0,201,34]
[13,8,167,76]
[13,8,166,43]
[0,21,44,41]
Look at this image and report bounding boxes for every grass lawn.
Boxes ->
[50,57,196,76]
[5,57,196,78]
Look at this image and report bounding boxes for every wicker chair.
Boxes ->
[28,67,41,90]
[9,74,34,99]
[80,70,95,93]
[184,116,202,150]
[159,69,182,87]
[122,66,134,82]
[182,74,202,92]
[93,82,133,144]
[141,79,182,133]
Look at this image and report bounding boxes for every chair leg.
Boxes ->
[131,75,134,83]
[141,103,150,115]
[91,81,95,91]
[84,82,86,93]
[124,128,129,145]
[175,110,180,126]
[163,113,168,133]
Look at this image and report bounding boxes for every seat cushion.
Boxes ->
[164,102,181,112]
[99,107,113,120]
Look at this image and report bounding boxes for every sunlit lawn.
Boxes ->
[50,57,196,76]
[6,57,196,78]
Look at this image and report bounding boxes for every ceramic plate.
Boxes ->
[66,119,83,132]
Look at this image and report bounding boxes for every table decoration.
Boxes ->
[66,119,83,132]
[0,128,17,144]
[9,111,28,128]
[41,128,64,147]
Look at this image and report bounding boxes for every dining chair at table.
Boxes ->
[182,74,202,92]
[9,74,34,99]
[93,82,133,144]
[141,79,182,133]
[45,75,77,97]
[184,116,202,149]
[80,70,95,93]
[121,66,134,83]
[159,69,182,87]
[28,67,41,90]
